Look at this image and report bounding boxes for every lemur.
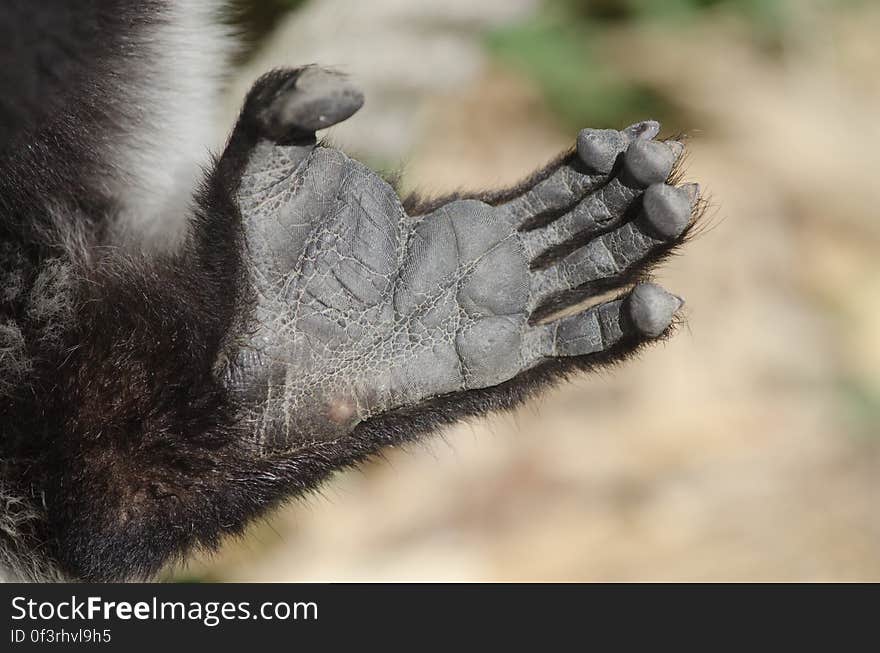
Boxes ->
[0,1,701,582]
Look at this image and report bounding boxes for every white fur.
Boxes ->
[0,322,29,398]
[110,0,234,251]
[0,2,235,582]
[0,485,63,582]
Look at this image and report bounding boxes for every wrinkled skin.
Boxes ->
[226,67,697,453]
[0,64,700,582]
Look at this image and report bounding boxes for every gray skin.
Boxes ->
[225,68,696,453]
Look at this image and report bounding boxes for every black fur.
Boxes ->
[0,3,698,582]
[0,1,164,241]
[401,149,576,217]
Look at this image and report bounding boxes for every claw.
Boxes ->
[683,182,701,204]
[627,282,683,338]
[623,120,661,142]
[666,140,685,160]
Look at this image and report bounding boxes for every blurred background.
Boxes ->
[173,0,880,581]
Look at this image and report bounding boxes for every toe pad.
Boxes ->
[577,128,626,174]
[262,67,365,137]
[623,140,677,188]
[627,283,683,337]
[643,183,693,239]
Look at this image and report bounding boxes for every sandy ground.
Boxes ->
[173,3,880,582]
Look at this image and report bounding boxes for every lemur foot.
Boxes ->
[16,62,704,582]
[225,67,699,450]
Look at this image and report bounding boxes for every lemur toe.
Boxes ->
[576,120,660,175]
[503,120,666,226]
[524,282,682,364]
[256,66,364,142]
[626,282,683,338]
[642,182,696,240]
[522,138,686,268]
[526,151,697,317]
[576,128,626,175]
[620,139,679,188]
[622,119,661,142]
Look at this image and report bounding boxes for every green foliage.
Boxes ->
[485,0,865,131]
[561,0,789,32]
[838,377,880,440]
[485,10,669,130]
